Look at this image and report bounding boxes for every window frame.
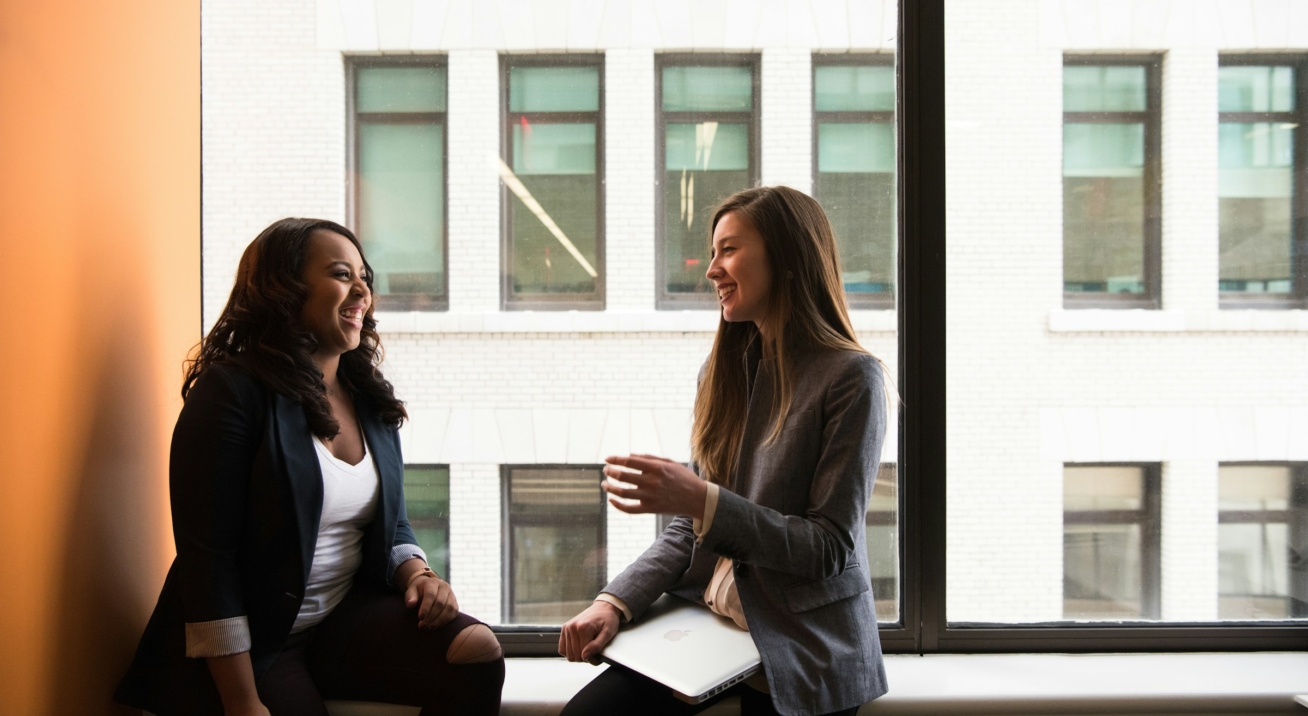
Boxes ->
[346,55,450,312]
[402,463,451,580]
[812,52,898,311]
[1218,462,1308,619]
[654,52,761,310]
[1216,54,1308,310]
[499,54,606,311]
[499,464,608,628]
[1061,54,1163,310]
[1061,463,1162,621]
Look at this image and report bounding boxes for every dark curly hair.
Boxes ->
[183,217,406,437]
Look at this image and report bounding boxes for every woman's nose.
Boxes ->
[705,257,722,281]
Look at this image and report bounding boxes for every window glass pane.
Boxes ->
[1063,66,1146,111]
[512,122,598,175]
[814,65,894,111]
[357,66,446,113]
[1063,122,1146,294]
[359,122,444,296]
[662,66,752,111]
[663,122,750,295]
[508,122,598,295]
[1063,466,1155,620]
[1219,122,1294,293]
[1218,465,1306,619]
[403,466,450,580]
[1218,66,1295,112]
[867,465,899,622]
[507,468,606,625]
[509,66,600,112]
[817,122,895,295]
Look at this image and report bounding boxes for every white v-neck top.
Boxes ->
[290,435,381,632]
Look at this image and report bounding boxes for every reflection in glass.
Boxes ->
[505,63,601,301]
[1218,66,1296,295]
[1063,466,1159,620]
[866,464,899,623]
[355,65,446,305]
[506,467,606,625]
[1218,465,1308,619]
[404,466,450,580]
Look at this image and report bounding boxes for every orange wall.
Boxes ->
[0,1,199,714]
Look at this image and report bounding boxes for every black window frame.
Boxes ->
[1061,54,1163,310]
[1218,462,1308,619]
[499,464,607,631]
[812,52,898,311]
[1216,54,1308,310]
[346,55,450,312]
[401,463,451,581]
[492,1,1308,656]
[1061,463,1162,621]
[655,52,761,310]
[499,54,606,311]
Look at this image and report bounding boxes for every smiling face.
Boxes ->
[707,211,773,330]
[299,229,372,359]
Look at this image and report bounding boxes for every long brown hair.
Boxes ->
[691,186,885,485]
[183,217,406,437]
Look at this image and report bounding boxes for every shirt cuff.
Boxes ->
[185,616,251,658]
[692,482,721,540]
[387,543,429,586]
[595,593,633,623]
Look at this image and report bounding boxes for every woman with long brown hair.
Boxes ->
[559,187,891,716]
[115,218,504,716]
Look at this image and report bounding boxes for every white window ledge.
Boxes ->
[1050,308,1308,333]
[315,652,1308,716]
[375,310,897,334]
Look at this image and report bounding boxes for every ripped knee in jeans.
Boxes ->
[446,623,503,664]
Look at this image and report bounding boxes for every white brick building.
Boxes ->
[202,0,1307,626]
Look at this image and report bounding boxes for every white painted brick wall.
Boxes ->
[449,463,502,621]
[761,48,814,194]
[446,50,501,311]
[604,49,657,310]
[1161,48,1219,313]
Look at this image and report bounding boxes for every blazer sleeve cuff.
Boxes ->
[692,482,721,541]
[387,543,429,586]
[185,616,251,658]
[594,593,633,622]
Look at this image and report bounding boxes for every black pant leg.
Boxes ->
[559,664,744,716]
[257,630,331,716]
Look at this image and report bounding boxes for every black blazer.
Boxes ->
[115,360,419,716]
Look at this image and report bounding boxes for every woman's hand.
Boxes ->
[405,573,459,629]
[602,454,708,519]
[559,601,621,664]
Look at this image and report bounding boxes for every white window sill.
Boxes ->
[1050,308,1308,333]
[374,310,897,334]
[315,652,1308,716]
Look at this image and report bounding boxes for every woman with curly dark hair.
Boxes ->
[115,218,504,716]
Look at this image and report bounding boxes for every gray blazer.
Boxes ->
[603,343,889,716]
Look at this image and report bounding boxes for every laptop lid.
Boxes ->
[600,593,762,703]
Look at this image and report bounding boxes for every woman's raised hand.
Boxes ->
[559,601,621,664]
[405,573,460,629]
[602,454,708,520]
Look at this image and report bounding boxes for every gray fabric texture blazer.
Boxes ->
[603,343,889,716]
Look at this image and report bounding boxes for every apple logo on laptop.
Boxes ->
[663,629,691,642]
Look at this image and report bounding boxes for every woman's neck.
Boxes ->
[313,352,341,393]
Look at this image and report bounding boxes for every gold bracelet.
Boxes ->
[405,566,439,590]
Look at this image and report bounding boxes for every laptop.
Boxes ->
[600,593,762,703]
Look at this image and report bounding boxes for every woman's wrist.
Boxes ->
[405,565,438,590]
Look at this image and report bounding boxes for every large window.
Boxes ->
[1063,465,1161,620]
[1062,58,1161,308]
[403,465,450,580]
[349,59,448,310]
[502,466,606,625]
[813,55,897,309]
[501,56,604,310]
[657,55,759,308]
[1219,464,1308,619]
[1217,57,1306,308]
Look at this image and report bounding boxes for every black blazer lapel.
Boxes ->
[357,397,401,585]
[273,393,323,585]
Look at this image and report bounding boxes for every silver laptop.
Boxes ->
[600,593,762,703]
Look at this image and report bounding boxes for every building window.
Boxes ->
[1217,57,1307,308]
[500,56,604,310]
[403,465,450,580]
[813,55,896,309]
[503,466,606,625]
[657,55,759,308]
[1218,464,1308,619]
[1062,58,1161,308]
[349,59,448,311]
[867,464,899,623]
[1063,464,1161,620]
